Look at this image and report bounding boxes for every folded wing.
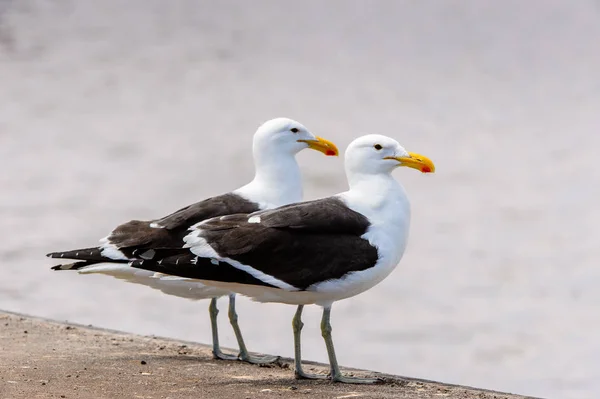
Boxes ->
[131,197,380,291]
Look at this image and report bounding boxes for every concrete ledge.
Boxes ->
[0,311,536,399]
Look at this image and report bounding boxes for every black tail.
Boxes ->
[47,247,107,261]
[47,247,130,271]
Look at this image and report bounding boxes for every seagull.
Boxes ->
[125,134,435,383]
[47,117,339,364]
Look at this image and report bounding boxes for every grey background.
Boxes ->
[1,1,599,398]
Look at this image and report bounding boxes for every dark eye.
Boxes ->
[374,144,383,150]
[290,128,299,133]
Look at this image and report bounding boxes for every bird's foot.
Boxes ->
[238,352,280,365]
[294,368,328,380]
[330,372,384,384]
[212,350,239,361]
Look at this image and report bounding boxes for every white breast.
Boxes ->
[305,185,411,304]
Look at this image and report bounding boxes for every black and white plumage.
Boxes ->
[51,193,260,265]
[46,117,339,364]
[130,197,379,292]
[128,134,435,383]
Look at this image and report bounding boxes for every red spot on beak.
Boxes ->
[421,166,432,173]
[326,150,336,156]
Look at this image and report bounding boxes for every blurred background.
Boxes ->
[1,1,599,398]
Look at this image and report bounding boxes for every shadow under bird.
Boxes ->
[47,117,339,364]
[124,134,435,383]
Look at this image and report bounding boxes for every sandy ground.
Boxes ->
[0,312,535,399]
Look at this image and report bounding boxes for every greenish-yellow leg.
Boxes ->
[228,294,279,364]
[209,297,237,361]
[293,305,327,380]
[321,305,383,384]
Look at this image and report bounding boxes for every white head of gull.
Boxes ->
[235,117,338,209]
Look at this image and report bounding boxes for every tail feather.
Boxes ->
[50,260,154,282]
[48,247,132,271]
[47,247,109,262]
[51,260,98,271]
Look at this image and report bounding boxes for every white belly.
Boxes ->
[195,257,398,308]
[77,263,232,300]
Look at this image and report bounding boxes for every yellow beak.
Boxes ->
[385,152,435,173]
[297,137,339,156]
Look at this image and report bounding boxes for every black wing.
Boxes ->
[132,197,380,290]
[129,255,279,289]
[153,193,259,231]
[109,193,260,257]
[48,193,260,263]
